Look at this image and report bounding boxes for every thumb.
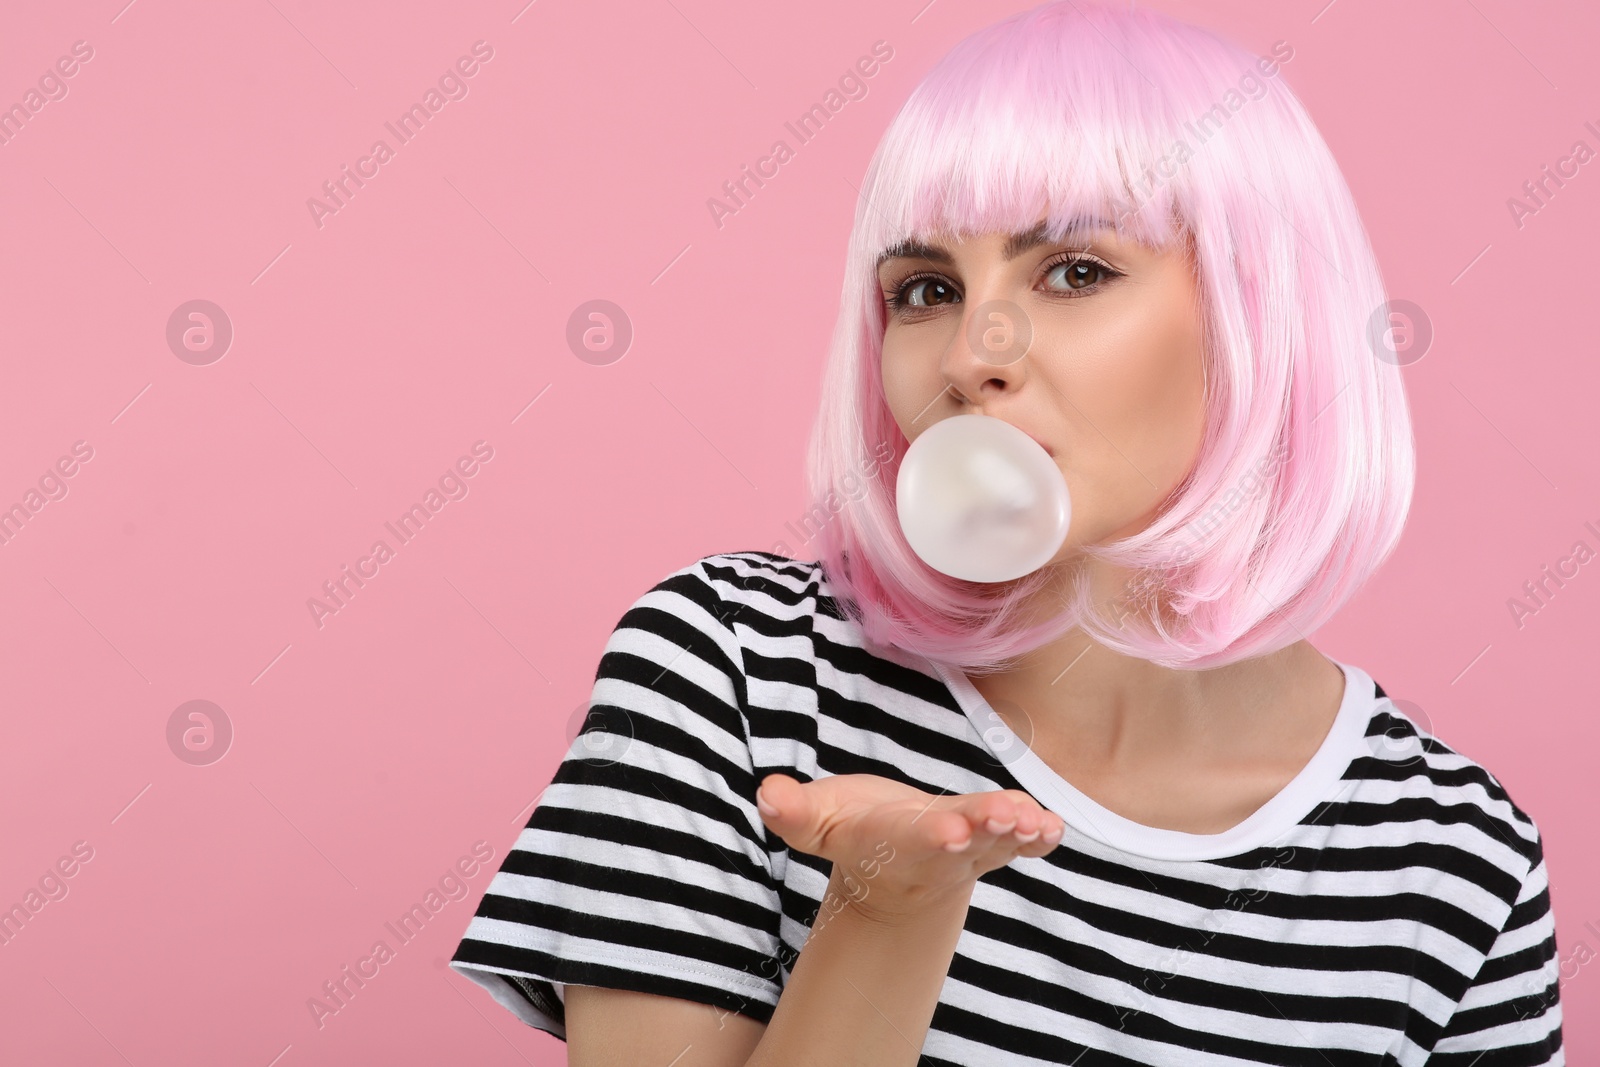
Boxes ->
[755,772,817,849]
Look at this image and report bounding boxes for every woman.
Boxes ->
[449,2,1564,1063]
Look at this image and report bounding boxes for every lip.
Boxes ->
[1017,428,1054,457]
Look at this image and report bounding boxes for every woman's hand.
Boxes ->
[754,772,1065,925]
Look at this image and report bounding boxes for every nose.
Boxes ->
[939,297,1032,406]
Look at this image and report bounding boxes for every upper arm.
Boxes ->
[566,984,766,1067]
[448,558,788,1044]
[1429,829,1563,1062]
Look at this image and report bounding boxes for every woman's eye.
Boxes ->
[1045,258,1112,291]
[895,276,958,308]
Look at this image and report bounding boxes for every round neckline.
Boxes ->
[927,656,1377,862]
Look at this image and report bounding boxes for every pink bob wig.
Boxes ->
[802,0,1415,673]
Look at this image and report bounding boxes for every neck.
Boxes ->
[967,562,1344,772]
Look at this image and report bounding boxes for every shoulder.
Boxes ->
[608,551,834,685]
[689,551,829,601]
[1359,685,1547,892]
[637,551,834,629]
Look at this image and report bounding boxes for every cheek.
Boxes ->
[1075,302,1203,447]
[1075,308,1200,424]
[879,330,944,424]
[1055,305,1206,500]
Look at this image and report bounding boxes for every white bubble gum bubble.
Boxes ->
[895,414,1071,583]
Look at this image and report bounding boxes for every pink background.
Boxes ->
[0,0,1593,1062]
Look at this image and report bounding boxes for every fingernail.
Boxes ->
[943,837,970,852]
[756,789,779,818]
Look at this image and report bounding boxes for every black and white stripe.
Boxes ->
[450,551,1563,1064]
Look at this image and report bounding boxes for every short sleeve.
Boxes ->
[1429,831,1564,1063]
[448,559,786,1041]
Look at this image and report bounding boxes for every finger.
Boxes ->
[755,773,816,847]
[985,795,1053,838]
[993,791,1052,833]
[940,795,1016,854]
[963,798,1057,857]
[970,793,1028,836]
[936,808,984,852]
[1011,815,1066,858]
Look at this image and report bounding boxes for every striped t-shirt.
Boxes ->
[449,550,1564,1064]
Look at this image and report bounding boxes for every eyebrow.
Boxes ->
[875,217,1117,268]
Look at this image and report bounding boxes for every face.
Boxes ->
[877,219,1209,559]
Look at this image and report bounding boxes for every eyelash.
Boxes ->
[883,252,1123,314]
